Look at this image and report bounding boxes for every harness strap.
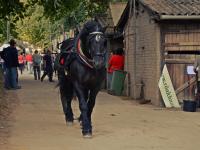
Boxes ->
[77,39,94,69]
[89,31,103,35]
[59,31,105,69]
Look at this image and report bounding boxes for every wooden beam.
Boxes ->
[175,77,196,95]
[165,49,200,52]
[165,59,194,64]
[164,42,200,46]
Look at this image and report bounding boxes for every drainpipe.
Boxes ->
[133,0,137,99]
[127,0,137,97]
[126,0,133,97]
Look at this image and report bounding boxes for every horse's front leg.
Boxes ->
[87,89,99,124]
[74,84,91,137]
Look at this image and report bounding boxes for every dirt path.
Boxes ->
[1,72,200,150]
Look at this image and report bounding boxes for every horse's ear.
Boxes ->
[79,27,88,39]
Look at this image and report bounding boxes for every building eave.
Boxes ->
[160,15,200,20]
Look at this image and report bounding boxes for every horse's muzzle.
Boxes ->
[93,56,106,69]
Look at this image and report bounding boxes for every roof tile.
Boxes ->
[141,0,200,15]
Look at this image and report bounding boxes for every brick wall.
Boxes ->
[124,5,162,106]
[124,15,135,97]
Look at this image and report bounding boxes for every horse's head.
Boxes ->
[79,20,107,69]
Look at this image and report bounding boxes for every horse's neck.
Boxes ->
[71,59,103,72]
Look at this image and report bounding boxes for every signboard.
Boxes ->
[158,65,181,108]
[186,65,195,75]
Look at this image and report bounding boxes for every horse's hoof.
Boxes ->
[79,121,82,127]
[66,121,73,126]
[82,129,92,138]
[83,133,92,138]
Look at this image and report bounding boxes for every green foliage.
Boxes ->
[0,0,27,20]
[0,0,128,45]
[55,0,109,30]
[0,19,7,43]
[42,0,80,20]
[0,18,18,43]
[0,0,27,43]
[111,0,128,2]
[16,6,53,47]
[42,0,128,30]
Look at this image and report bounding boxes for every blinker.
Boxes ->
[60,58,65,65]
[95,35,101,42]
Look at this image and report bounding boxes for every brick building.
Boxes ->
[117,0,200,106]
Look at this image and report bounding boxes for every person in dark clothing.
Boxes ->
[41,50,54,82]
[0,39,21,89]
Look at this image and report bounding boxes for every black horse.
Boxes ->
[57,20,107,137]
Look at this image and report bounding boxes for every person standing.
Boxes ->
[26,52,33,74]
[0,55,4,70]
[52,53,57,77]
[0,39,21,89]
[18,52,25,74]
[107,48,124,91]
[32,50,42,80]
[41,50,54,82]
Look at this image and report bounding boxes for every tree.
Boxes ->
[0,0,27,20]
[16,6,56,47]
[0,0,29,43]
[1,0,128,44]
[0,19,7,42]
[0,18,19,43]
[41,0,106,31]
[40,0,128,29]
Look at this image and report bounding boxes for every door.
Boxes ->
[162,23,200,102]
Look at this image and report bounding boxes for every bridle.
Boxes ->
[76,31,106,69]
[89,31,103,35]
[88,31,107,56]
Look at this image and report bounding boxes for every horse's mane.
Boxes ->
[77,20,104,58]
[60,38,74,52]
[80,20,103,37]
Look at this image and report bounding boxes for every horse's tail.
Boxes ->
[55,68,67,89]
